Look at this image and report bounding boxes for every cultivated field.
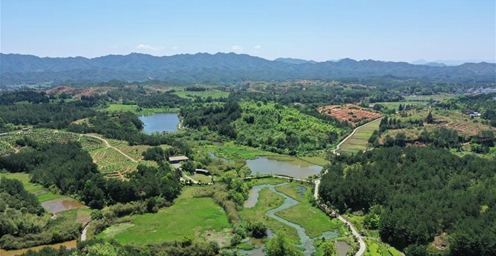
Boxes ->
[339,118,382,154]
[0,129,80,154]
[318,104,382,126]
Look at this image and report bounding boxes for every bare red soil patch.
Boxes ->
[318,104,382,126]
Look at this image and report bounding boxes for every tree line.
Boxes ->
[319,146,496,255]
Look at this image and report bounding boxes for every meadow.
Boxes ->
[239,187,300,244]
[96,187,231,244]
[274,183,343,238]
[103,104,179,115]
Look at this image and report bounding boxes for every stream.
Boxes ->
[243,184,339,256]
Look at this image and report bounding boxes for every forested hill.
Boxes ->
[1,53,495,85]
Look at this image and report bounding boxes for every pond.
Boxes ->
[0,240,77,256]
[41,198,85,213]
[246,156,322,179]
[139,113,179,134]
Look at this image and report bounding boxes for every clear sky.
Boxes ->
[1,0,495,62]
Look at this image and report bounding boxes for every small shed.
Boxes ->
[195,169,211,175]
[22,128,29,132]
[169,156,189,164]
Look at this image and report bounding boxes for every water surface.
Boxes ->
[139,113,179,134]
[246,156,322,179]
[41,198,85,213]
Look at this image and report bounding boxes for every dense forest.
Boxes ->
[181,101,348,154]
[319,147,496,255]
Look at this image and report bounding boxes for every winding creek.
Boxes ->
[243,183,339,256]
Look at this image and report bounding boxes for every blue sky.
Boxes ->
[1,0,495,62]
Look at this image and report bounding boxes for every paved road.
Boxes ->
[338,216,366,256]
[81,222,90,242]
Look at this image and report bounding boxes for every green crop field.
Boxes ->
[96,187,231,244]
[340,119,381,153]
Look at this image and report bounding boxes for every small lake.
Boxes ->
[139,113,179,134]
[246,156,322,179]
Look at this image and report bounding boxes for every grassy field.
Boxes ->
[374,101,427,110]
[240,187,300,244]
[403,94,457,102]
[0,172,44,194]
[339,118,381,153]
[208,143,278,160]
[103,104,179,115]
[37,192,65,202]
[173,91,230,100]
[274,183,343,238]
[364,239,403,256]
[297,156,328,166]
[96,187,231,244]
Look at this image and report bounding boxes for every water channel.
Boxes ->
[242,183,339,256]
[139,113,179,134]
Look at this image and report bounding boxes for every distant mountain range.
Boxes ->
[1,53,495,85]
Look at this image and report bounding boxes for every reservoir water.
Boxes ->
[139,113,179,134]
[246,156,322,179]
